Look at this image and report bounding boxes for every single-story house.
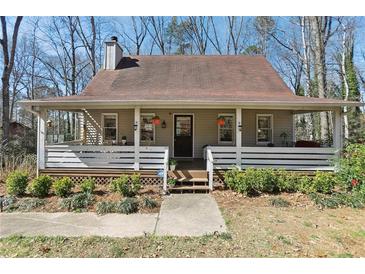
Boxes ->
[19,36,363,192]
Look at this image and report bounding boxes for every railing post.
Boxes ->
[236,108,242,170]
[207,147,214,191]
[163,147,168,192]
[37,109,46,176]
[134,107,140,170]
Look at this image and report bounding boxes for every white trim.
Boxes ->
[217,113,235,145]
[101,113,118,144]
[134,107,140,170]
[256,114,274,145]
[172,113,195,158]
[140,113,156,144]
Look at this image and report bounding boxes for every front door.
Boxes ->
[174,115,193,157]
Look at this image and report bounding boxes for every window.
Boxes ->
[218,114,234,144]
[256,114,273,145]
[102,113,118,144]
[141,113,155,142]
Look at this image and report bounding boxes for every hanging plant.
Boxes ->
[216,116,225,126]
[151,115,161,125]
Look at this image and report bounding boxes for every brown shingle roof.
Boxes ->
[23,55,362,107]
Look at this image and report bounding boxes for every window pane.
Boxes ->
[258,116,270,128]
[220,129,233,142]
[141,115,154,141]
[218,115,234,142]
[176,117,192,137]
[257,129,271,142]
[104,116,116,127]
[104,128,116,141]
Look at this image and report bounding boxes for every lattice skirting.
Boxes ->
[48,175,163,186]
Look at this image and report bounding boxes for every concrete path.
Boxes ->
[0,194,226,238]
[156,194,226,236]
[0,212,158,238]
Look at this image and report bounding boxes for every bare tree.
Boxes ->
[144,16,169,55]
[226,16,244,55]
[0,16,23,144]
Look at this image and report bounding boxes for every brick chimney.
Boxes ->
[103,36,123,70]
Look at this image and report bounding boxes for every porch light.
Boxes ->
[238,123,242,131]
[151,115,161,125]
[46,119,53,128]
[133,123,138,131]
[161,120,167,128]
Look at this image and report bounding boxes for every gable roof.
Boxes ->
[20,55,362,108]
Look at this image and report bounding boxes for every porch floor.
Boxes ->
[173,158,206,170]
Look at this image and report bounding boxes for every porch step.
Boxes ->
[169,185,210,194]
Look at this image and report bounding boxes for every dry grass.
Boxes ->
[0,190,364,258]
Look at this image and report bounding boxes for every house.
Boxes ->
[19,36,363,192]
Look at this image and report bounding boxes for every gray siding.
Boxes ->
[84,108,293,158]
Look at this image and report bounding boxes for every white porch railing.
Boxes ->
[45,145,169,186]
[205,146,338,188]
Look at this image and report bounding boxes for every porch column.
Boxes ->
[134,107,140,170]
[37,109,46,176]
[333,107,343,151]
[236,108,242,169]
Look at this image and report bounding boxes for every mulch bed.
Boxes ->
[0,183,162,214]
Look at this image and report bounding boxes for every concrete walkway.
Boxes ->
[156,194,226,236]
[0,194,226,238]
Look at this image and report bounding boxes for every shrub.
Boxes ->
[28,175,53,198]
[60,193,94,211]
[6,170,29,196]
[309,192,365,209]
[275,169,299,193]
[297,176,316,194]
[6,198,45,212]
[96,201,116,215]
[338,144,365,191]
[80,178,96,194]
[111,175,129,196]
[225,168,278,195]
[115,198,139,214]
[312,171,336,194]
[111,174,141,197]
[130,173,141,195]
[270,197,291,207]
[53,177,74,197]
[142,197,157,209]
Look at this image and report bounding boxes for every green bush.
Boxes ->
[270,197,290,207]
[115,198,139,214]
[6,170,29,196]
[60,193,94,211]
[80,178,96,194]
[338,144,365,191]
[111,175,129,195]
[225,168,278,195]
[309,192,365,209]
[312,171,336,194]
[53,177,74,197]
[111,174,141,197]
[297,176,316,194]
[275,169,299,193]
[96,201,116,215]
[6,198,45,212]
[142,197,157,209]
[28,175,53,198]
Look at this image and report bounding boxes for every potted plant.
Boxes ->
[216,116,225,126]
[121,136,127,145]
[151,115,161,125]
[167,178,177,187]
[169,159,177,171]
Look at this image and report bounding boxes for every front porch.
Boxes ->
[34,106,344,191]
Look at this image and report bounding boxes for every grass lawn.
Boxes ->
[0,190,364,258]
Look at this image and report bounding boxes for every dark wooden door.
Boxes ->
[174,115,193,157]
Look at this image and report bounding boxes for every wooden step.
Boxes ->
[169,185,210,191]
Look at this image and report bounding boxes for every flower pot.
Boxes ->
[122,140,127,145]
[170,165,176,171]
